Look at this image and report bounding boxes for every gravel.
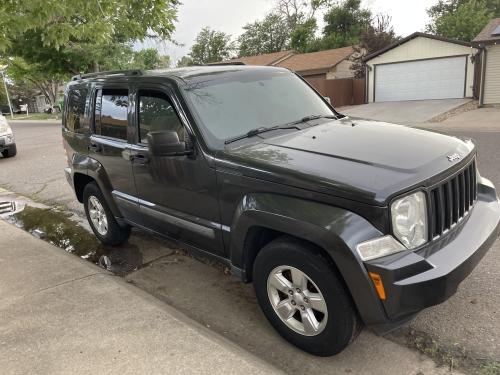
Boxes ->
[426,100,479,123]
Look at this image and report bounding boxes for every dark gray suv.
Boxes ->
[62,66,500,356]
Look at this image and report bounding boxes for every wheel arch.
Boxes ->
[229,193,390,327]
[71,153,122,217]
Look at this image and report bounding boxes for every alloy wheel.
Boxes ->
[88,196,108,236]
[267,265,328,336]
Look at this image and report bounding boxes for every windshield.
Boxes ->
[182,72,337,147]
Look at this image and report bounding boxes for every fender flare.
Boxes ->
[72,153,122,217]
[229,193,390,327]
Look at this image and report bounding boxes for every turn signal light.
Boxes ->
[369,272,386,300]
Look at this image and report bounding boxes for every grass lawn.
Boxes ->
[6,113,61,121]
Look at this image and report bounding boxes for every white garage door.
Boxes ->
[375,56,466,102]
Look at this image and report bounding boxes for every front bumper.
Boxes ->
[365,180,500,331]
[0,134,15,151]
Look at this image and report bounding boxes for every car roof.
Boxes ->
[70,65,292,86]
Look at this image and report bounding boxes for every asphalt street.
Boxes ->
[0,120,82,212]
[1,120,499,373]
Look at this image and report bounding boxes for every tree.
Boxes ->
[271,0,331,31]
[0,79,7,105]
[321,0,372,49]
[349,15,400,78]
[272,0,330,53]
[175,56,193,67]
[238,13,291,57]
[427,0,494,41]
[290,18,318,53]
[157,55,171,69]
[426,0,500,34]
[8,80,39,112]
[131,49,162,70]
[188,27,235,65]
[7,29,137,76]
[0,0,180,52]
[5,57,63,109]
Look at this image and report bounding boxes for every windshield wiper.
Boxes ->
[286,114,338,127]
[225,124,304,145]
[224,115,338,145]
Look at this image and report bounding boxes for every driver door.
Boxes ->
[130,87,226,257]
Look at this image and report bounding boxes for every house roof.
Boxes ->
[210,50,298,66]
[363,32,471,62]
[473,18,500,44]
[276,46,355,72]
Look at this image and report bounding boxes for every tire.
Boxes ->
[253,236,363,356]
[1,144,17,158]
[83,182,131,246]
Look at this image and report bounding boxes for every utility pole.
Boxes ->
[0,65,14,119]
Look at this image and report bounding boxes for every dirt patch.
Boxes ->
[387,328,499,375]
[426,100,479,123]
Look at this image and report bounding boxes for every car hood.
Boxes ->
[215,117,475,206]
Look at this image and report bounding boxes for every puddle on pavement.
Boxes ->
[1,201,145,275]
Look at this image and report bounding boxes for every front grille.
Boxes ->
[429,158,477,239]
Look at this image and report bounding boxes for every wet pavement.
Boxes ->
[0,198,175,275]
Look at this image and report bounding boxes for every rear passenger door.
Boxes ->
[88,86,142,224]
[130,87,225,257]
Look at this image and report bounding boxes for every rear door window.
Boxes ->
[94,89,129,141]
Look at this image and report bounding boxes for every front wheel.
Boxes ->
[1,144,17,158]
[83,182,131,246]
[253,236,363,356]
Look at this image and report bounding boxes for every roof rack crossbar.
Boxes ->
[205,62,247,66]
[71,69,145,81]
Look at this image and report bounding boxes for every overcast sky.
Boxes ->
[150,0,440,61]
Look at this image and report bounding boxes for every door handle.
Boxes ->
[87,144,101,152]
[130,154,150,164]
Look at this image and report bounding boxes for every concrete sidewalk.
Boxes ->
[0,220,280,374]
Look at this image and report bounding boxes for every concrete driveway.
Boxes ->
[341,99,472,123]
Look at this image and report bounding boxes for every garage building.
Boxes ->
[364,33,479,103]
[473,18,500,105]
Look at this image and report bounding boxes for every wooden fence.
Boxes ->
[305,77,365,108]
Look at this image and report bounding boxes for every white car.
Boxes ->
[0,115,16,158]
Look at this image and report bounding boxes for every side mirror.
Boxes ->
[147,131,193,156]
[323,97,331,104]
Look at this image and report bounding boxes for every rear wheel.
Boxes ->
[253,236,363,356]
[1,144,17,158]
[83,182,131,246]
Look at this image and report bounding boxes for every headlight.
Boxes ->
[0,121,8,133]
[391,191,428,249]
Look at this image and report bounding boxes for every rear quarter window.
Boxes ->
[95,89,129,141]
[65,88,88,133]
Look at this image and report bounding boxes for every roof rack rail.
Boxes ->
[71,69,145,81]
[205,62,247,66]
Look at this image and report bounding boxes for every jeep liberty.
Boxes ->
[62,66,500,356]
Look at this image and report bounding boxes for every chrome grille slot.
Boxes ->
[430,158,477,239]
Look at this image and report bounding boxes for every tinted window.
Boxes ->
[66,89,87,133]
[98,89,129,140]
[138,90,183,143]
[183,72,335,147]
